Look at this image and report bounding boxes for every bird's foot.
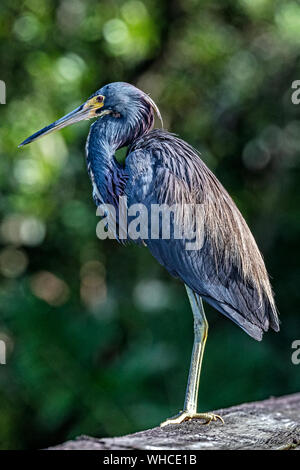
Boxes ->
[160,410,224,427]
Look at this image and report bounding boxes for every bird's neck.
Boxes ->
[86,119,128,205]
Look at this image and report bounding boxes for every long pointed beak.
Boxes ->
[18,96,105,148]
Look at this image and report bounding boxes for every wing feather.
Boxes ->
[125,130,279,340]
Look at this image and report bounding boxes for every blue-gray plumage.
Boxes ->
[19,81,279,426]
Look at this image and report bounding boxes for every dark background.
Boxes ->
[0,0,299,449]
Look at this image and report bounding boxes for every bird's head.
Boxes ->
[18,82,162,148]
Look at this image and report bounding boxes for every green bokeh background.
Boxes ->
[0,0,299,449]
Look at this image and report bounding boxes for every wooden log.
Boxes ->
[50,393,300,450]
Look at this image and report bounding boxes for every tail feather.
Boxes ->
[202,291,279,341]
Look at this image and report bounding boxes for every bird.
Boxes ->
[19,82,279,427]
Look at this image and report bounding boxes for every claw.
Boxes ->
[160,411,224,427]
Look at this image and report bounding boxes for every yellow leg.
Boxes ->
[160,285,224,427]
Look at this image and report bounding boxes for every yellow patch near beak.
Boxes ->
[84,95,105,118]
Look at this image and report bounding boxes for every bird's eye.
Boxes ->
[96,95,104,103]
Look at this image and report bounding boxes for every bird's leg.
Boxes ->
[160,285,224,427]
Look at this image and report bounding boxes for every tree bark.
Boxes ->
[50,393,300,450]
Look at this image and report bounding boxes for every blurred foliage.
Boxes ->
[0,0,299,450]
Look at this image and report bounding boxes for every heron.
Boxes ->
[19,82,279,427]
